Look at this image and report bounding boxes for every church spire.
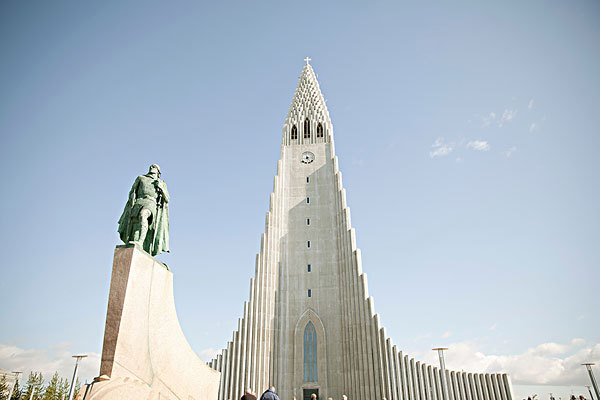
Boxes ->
[282,60,332,146]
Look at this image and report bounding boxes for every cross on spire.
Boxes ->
[304,57,311,65]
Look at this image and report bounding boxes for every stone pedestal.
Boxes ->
[85,244,220,400]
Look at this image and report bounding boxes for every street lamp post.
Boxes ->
[67,354,88,400]
[586,385,594,400]
[583,364,599,400]
[433,348,449,400]
[6,371,22,400]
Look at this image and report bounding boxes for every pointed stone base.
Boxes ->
[85,244,220,400]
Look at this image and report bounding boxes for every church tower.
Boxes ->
[209,62,513,400]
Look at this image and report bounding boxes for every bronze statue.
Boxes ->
[118,164,170,256]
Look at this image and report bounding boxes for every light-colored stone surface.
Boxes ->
[210,63,514,400]
[85,244,220,400]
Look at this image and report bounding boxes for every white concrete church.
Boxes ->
[208,62,513,400]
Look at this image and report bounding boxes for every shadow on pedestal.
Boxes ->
[84,243,220,400]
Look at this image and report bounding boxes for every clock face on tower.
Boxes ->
[301,151,315,164]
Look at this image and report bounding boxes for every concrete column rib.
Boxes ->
[335,190,350,397]
[428,365,435,400]
[457,372,465,400]
[419,361,427,400]
[240,303,249,396]
[386,339,397,400]
[225,341,234,400]
[480,374,490,400]
[405,356,413,400]
[343,225,357,398]
[423,363,430,400]
[399,351,408,400]
[484,374,494,400]
[410,358,419,400]
[353,251,368,400]
[446,371,454,400]
[451,371,460,400]
[219,348,227,400]
[376,321,389,399]
[380,328,391,399]
[502,375,513,400]
[345,197,356,399]
[492,375,502,400]
[473,374,482,400]
[433,367,441,400]
[368,299,382,400]
[231,330,240,400]
[392,345,402,400]
[362,276,377,400]
[497,374,507,400]
[466,373,475,400]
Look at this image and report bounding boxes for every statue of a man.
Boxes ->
[118,164,170,256]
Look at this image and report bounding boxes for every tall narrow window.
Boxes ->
[304,322,317,382]
[317,123,324,138]
[304,118,311,138]
[307,289,312,297]
[306,197,310,204]
[307,241,311,248]
[306,177,309,183]
[291,125,298,140]
[307,264,311,272]
[307,218,310,225]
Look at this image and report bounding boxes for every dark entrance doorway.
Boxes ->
[303,388,318,400]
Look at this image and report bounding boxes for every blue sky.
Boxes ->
[0,0,598,395]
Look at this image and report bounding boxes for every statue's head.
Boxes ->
[149,164,161,177]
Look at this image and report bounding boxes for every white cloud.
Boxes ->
[481,112,496,127]
[0,342,101,384]
[489,324,497,331]
[528,99,534,110]
[467,140,491,151]
[198,347,220,361]
[529,122,537,132]
[442,331,452,338]
[419,339,599,385]
[504,146,517,158]
[455,157,463,163]
[498,109,517,127]
[429,137,454,158]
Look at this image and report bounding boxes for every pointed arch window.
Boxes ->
[291,125,298,140]
[304,118,311,138]
[317,123,324,138]
[304,322,317,382]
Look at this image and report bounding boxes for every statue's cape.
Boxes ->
[149,201,169,256]
[118,176,170,257]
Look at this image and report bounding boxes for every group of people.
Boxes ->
[238,386,351,400]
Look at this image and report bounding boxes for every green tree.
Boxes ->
[41,373,60,400]
[57,378,69,400]
[0,374,9,400]
[9,379,21,400]
[23,372,43,400]
[73,378,81,399]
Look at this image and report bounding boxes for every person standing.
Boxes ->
[260,386,280,400]
[242,388,257,400]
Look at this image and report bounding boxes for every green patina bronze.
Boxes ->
[118,164,170,256]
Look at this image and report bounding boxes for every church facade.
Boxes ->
[209,63,513,400]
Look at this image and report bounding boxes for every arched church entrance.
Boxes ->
[294,309,328,399]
